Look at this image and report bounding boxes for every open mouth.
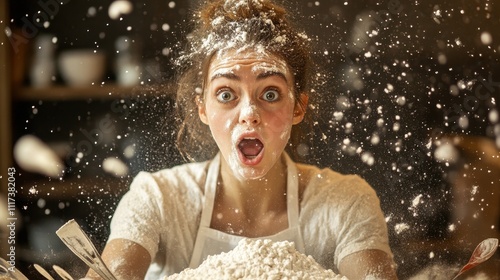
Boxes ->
[238,138,264,159]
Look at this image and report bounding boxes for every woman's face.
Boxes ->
[198,50,306,180]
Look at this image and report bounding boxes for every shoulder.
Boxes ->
[297,162,382,219]
[109,161,211,264]
[297,163,392,269]
[127,160,211,203]
[297,163,376,202]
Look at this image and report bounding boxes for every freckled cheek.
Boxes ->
[207,111,233,145]
[263,110,294,136]
[207,110,217,121]
[208,110,232,130]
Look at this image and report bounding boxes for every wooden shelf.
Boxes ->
[17,176,130,200]
[13,83,166,101]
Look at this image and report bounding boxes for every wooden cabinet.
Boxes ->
[1,1,188,277]
[7,82,183,277]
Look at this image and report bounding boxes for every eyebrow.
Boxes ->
[257,70,288,83]
[209,70,288,83]
[210,72,240,82]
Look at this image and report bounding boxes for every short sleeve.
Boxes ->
[300,169,394,271]
[108,171,164,260]
[333,178,393,265]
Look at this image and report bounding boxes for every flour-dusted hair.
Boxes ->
[174,0,315,162]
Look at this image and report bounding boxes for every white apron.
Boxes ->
[189,153,305,268]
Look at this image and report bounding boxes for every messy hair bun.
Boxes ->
[199,0,287,28]
[175,0,314,162]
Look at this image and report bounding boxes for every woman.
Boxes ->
[86,0,398,279]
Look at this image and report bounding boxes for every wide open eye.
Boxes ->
[216,89,236,103]
[262,88,280,102]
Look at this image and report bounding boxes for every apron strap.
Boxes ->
[284,153,300,228]
[199,153,221,227]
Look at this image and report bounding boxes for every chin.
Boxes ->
[226,147,281,181]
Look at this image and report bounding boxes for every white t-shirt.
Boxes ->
[108,158,394,279]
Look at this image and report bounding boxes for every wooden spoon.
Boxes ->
[453,238,499,279]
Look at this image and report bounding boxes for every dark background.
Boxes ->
[5,0,500,279]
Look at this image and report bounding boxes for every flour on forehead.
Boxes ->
[250,60,289,76]
[209,52,290,82]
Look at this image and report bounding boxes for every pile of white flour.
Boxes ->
[165,239,347,280]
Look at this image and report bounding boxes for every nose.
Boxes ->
[239,101,261,126]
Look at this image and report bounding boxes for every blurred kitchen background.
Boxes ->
[0,0,499,279]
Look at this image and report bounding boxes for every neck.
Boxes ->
[218,154,288,218]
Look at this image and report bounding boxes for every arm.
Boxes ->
[327,176,397,279]
[83,172,162,279]
[85,239,151,280]
[339,249,398,280]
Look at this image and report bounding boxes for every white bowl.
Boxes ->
[58,49,106,86]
